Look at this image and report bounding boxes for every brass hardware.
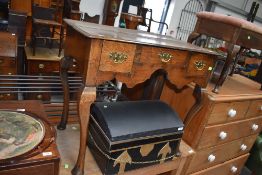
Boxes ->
[158,52,173,63]
[208,67,213,71]
[109,52,128,64]
[73,64,76,67]
[247,36,251,40]
[8,72,12,75]
[38,63,45,69]
[140,144,154,157]
[6,94,10,97]
[194,60,206,70]
[37,94,43,99]
[0,59,3,64]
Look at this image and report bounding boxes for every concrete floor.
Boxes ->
[56,124,101,175]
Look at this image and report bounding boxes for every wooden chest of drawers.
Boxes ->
[0,32,17,100]
[162,75,262,174]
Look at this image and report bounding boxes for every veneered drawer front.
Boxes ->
[188,134,257,173]
[0,57,16,67]
[198,116,262,149]
[27,60,60,74]
[0,67,17,75]
[190,154,249,175]
[186,53,214,77]
[99,40,136,73]
[246,100,262,118]
[140,46,187,66]
[207,101,250,125]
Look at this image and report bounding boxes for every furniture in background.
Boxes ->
[0,0,9,31]
[163,74,262,174]
[188,11,262,93]
[0,100,60,175]
[0,31,17,100]
[31,4,64,57]
[62,19,217,175]
[120,12,142,29]
[8,10,27,74]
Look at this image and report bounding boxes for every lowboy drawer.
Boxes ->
[27,60,60,74]
[190,154,249,175]
[186,53,214,77]
[188,134,257,173]
[0,67,17,75]
[99,40,136,73]
[198,116,262,149]
[246,100,262,118]
[207,101,250,125]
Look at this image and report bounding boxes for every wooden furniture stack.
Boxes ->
[164,74,262,174]
[0,32,17,100]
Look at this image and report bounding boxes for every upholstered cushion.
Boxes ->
[197,11,262,35]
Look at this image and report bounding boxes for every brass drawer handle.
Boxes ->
[158,52,173,63]
[194,60,206,70]
[109,52,128,64]
[39,63,45,69]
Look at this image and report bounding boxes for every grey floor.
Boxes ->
[56,124,101,175]
[56,125,253,175]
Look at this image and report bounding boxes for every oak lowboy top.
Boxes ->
[64,19,216,55]
[64,19,218,89]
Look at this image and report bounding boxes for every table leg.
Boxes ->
[58,56,74,130]
[213,43,235,93]
[183,84,202,127]
[72,87,96,175]
[229,47,244,76]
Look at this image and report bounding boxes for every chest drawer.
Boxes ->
[190,154,249,175]
[198,116,262,149]
[99,40,136,73]
[207,101,250,125]
[188,134,257,173]
[0,67,17,75]
[246,100,262,118]
[0,57,16,67]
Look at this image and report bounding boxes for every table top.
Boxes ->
[64,19,218,56]
[206,74,262,101]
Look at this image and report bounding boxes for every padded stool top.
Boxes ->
[197,11,262,35]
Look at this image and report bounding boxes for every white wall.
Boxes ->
[167,0,207,38]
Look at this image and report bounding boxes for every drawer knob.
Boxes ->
[109,52,128,64]
[228,109,237,118]
[194,60,206,70]
[251,124,259,131]
[240,144,247,151]
[38,63,45,69]
[207,154,216,162]
[8,72,12,75]
[231,166,238,173]
[37,94,43,99]
[158,52,173,63]
[219,131,227,140]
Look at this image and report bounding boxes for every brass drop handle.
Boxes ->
[158,52,173,63]
[194,60,206,70]
[109,52,128,64]
[39,63,45,69]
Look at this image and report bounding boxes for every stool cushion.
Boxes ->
[197,11,262,35]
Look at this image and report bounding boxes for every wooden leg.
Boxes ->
[58,26,64,57]
[213,43,235,93]
[187,32,201,44]
[57,56,74,130]
[183,84,202,127]
[229,47,244,76]
[72,87,96,175]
